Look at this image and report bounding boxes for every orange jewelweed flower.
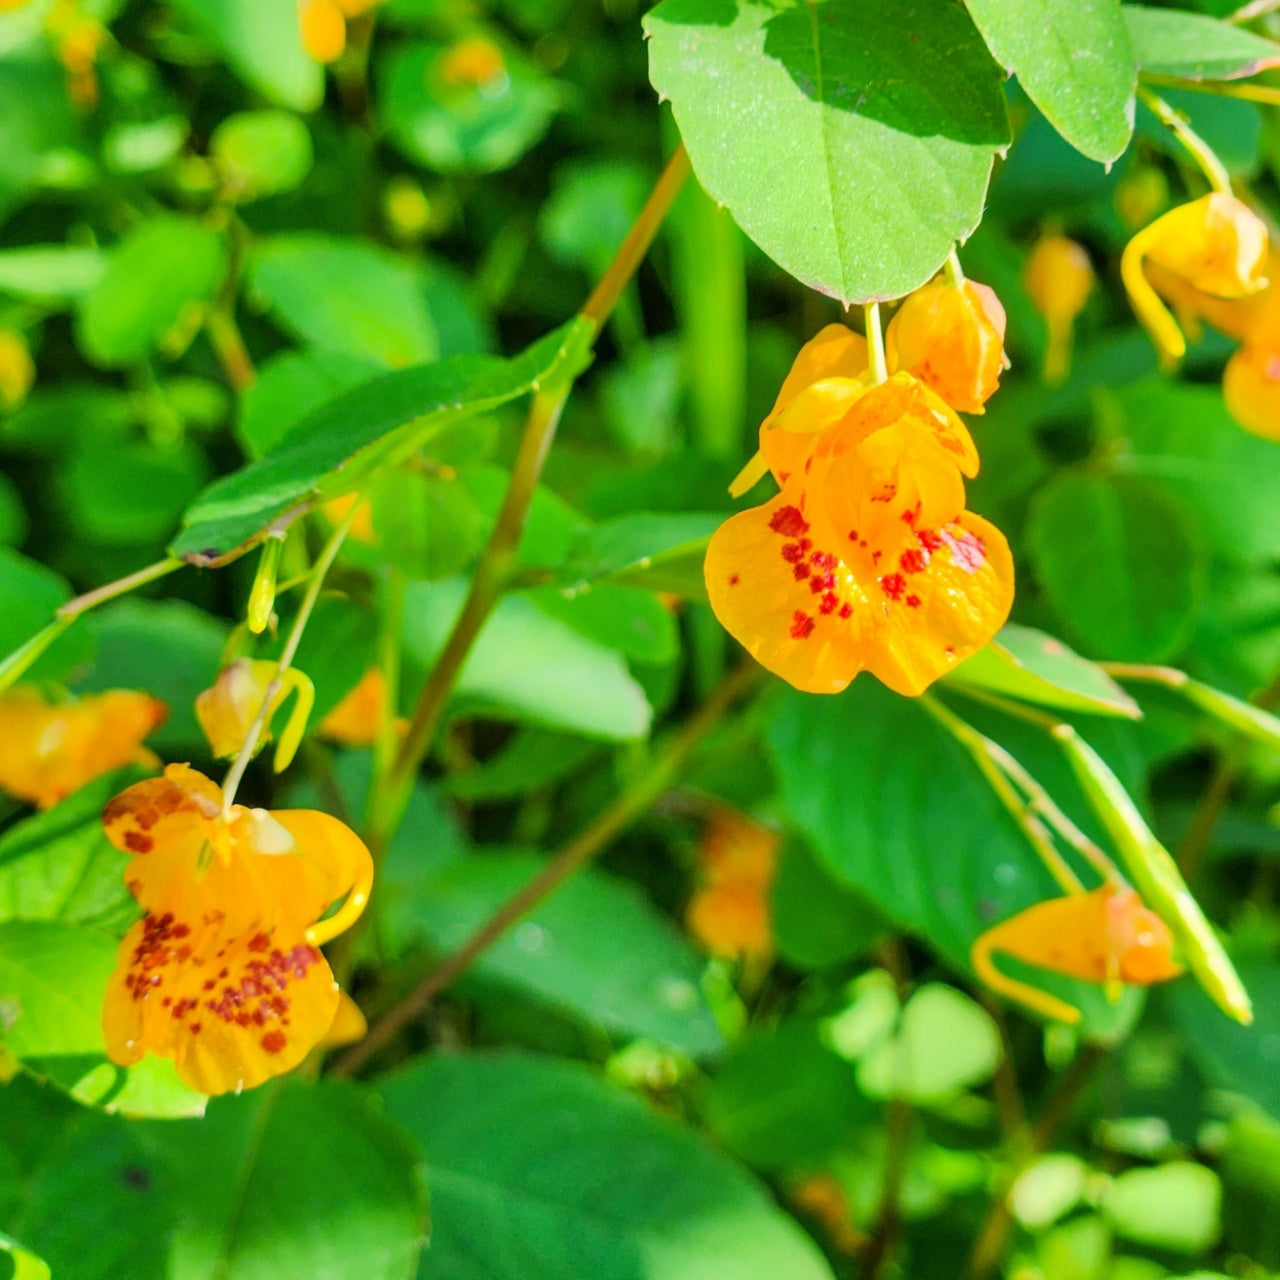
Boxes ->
[101,764,372,1095]
[1224,343,1280,441]
[971,884,1182,1024]
[707,368,1013,696]
[298,0,346,62]
[1123,193,1269,366]
[0,688,167,810]
[885,275,1007,414]
[195,659,314,774]
[438,35,507,89]
[318,666,404,748]
[686,808,778,962]
[1023,235,1094,387]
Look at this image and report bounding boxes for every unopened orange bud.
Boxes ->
[195,659,314,772]
[885,275,1007,414]
[1224,343,1280,442]
[299,0,346,63]
[1024,236,1094,386]
[0,330,34,410]
[1123,193,1269,366]
[438,36,506,89]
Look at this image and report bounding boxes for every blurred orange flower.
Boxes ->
[1023,235,1094,386]
[0,688,167,810]
[686,808,778,961]
[972,884,1182,1024]
[885,275,1007,413]
[438,35,507,89]
[101,764,372,1094]
[707,344,1013,696]
[319,666,404,747]
[1123,193,1269,365]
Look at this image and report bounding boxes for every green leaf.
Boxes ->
[402,578,652,741]
[75,219,227,369]
[168,0,323,111]
[0,770,140,932]
[76,600,230,752]
[772,841,886,970]
[412,851,723,1057]
[0,246,104,302]
[702,1020,869,1168]
[528,584,679,665]
[445,729,604,802]
[767,679,1138,1036]
[0,548,93,684]
[1124,4,1280,80]
[0,474,26,548]
[964,0,1135,163]
[171,320,590,562]
[0,919,202,1117]
[211,110,313,201]
[645,0,1009,303]
[1101,1162,1221,1254]
[947,624,1142,719]
[380,40,559,174]
[1010,1154,1089,1232]
[1108,380,1280,564]
[247,235,441,367]
[1221,1110,1280,1268]
[380,1052,836,1280]
[560,512,722,599]
[1028,474,1206,662]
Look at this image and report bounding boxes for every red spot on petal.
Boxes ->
[728,574,740,586]
[905,594,922,608]
[261,1030,287,1054]
[781,542,806,563]
[838,603,853,619]
[881,573,906,601]
[900,549,929,574]
[123,831,153,853]
[793,563,811,580]
[918,529,945,552]
[790,611,815,640]
[819,592,838,615]
[769,505,809,538]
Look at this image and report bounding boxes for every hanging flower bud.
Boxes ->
[885,275,1007,414]
[1123,193,1269,366]
[1024,235,1094,386]
[298,0,346,62]
[1224,344,1280,442]
[195,659,315,773]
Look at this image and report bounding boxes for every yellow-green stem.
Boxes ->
[1137,85,1233,194]
[865,301,888,383]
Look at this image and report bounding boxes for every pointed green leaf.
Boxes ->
[1125,4,1280,80]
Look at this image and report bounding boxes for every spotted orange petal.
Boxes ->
[273,810,373,945]
[102,764,220,861]
[103,910,339,1095]
[705,486,877,695]
[865,511,1014,696]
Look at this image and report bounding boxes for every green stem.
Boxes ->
[220,505,356,811]
[333,660,760,1077]
[945,246,966,287]
[865,300,888,383]
[1142,73,1280,107]
[1137,85,1233,194]
[59,557,184,620]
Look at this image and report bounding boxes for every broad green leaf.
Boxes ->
[771,841,885,970]
[0,547,93,683]
[1107,380,1280,564]
[402,578,652,741]
[767,679,1141,1036]
[75,219,227,369]
[1124,4,1280,80]
[380,1052,836,1280]
[161,1081,427,1280]
[947,624,1142,719]
[856,984,1001,1104]
[645,0,1009,303]
[380,40,559,174]
[168,0,323,111]
[171,320,590,562]
[236,349,380,458]
[702,1020,870,1168]
[102,116,188,176]
[0,385,133,456]
[248,235,441,367]
[1164,957,1280,1119]
[541,160,651,275]
[560,512,722,599]
[211,110,313,201]
[0,475,26,547]
[0,246,104,302]
[411,851,723,1057]
[445,729,604,802]
[76,600,229,751]
[964,0,1135,163]
[0,770,140,932]
[1221,1111,1280,1268]
[0,58,82,222]
[0,920,202,1118]
[1010,1155,1089,1232]
[1028,474,1206,662]
[529,584,679,665]
[1101,1163,1221,1255]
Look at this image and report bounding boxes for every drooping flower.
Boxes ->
[1223,343,1280,441]
[1123,193,1269,366]
[686,807,778,961]
[298,0,382,63]
[0,688,167,810]
[885,275,1007,413]
[706,358,1013,696]
[101,764,372,1095]
[195,659,314,773]
[971,884,1182,1024]
[1023,235,1094,386]
[318,666,404,748]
